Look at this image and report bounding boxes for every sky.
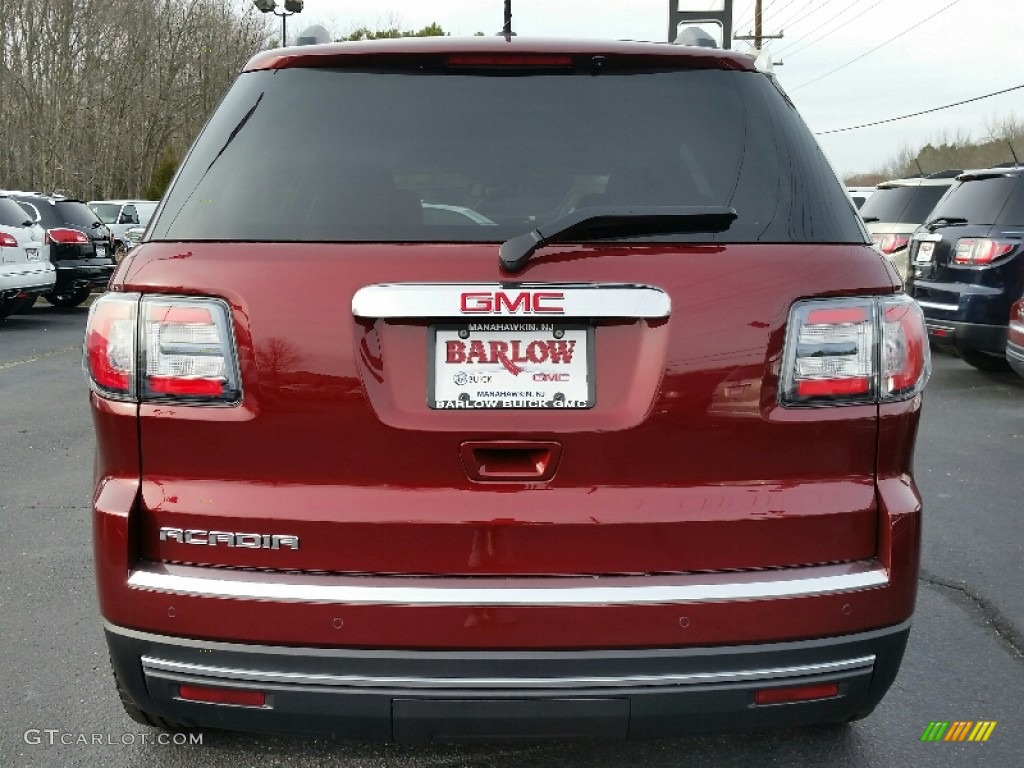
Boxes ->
[289,0,1024,178]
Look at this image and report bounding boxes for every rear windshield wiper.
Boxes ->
[860,216,880,223]
[499,206,738,273]
[924,216,968,229]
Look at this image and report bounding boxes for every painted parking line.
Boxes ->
[0,345,80,371]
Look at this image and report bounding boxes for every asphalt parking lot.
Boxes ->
[1,302,1022,768]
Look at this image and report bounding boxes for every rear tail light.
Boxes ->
[85,294,137,398]
[85,293,241,405]
[781,295,930,406]
[447,54,574,68]
[45,227,89,245]
[953,238,1016,265]
[0,232,17,247]
[872,234,910,254]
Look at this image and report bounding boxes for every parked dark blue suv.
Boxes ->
[908,166,1024,371]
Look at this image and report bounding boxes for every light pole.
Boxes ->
[253,0,304,48]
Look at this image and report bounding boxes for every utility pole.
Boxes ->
[734,0,783,54]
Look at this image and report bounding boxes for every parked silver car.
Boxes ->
[88,199,158,261]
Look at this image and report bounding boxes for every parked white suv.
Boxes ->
[0,195,55,319]
[88,200,158,261]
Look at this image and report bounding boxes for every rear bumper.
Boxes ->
[107,620,910,741]
[920,315,1007,353]
[53,263,115,293]
[1008,334,1024,376]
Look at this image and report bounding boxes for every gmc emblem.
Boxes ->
[460,291,565,315]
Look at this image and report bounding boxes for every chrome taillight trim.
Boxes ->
[140,654,876,690]
[128,561,888,607]
[352,283,671,319]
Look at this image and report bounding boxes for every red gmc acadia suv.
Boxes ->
[85,37,930,742]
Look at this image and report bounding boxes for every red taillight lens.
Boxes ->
[1009,300,1024,344]
[45,227,89,245]
[0,232,17,247]
[783,299,875,404]
[872,234,910,255]
[85,294,138,398]
[882,297,929,397]
[178,684,266,708]
[141,297,241,403]
[953,238,1016,265]
[781,295,930,406]
[754,682,840,705]
[84,294,241,405]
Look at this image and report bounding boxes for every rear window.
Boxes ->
[859,185,948,224]
[18,199,102,229]
[927,175,1022,227]
[151,66,863,245]
[0,198,33,228]
[53,201,104,228]
[91,203,121,224]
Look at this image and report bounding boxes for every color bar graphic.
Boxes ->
[920,721,996,742]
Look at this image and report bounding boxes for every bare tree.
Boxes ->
[1,0,268,198]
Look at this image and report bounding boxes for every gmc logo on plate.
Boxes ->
[460,291,565,314]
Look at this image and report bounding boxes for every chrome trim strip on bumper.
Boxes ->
[352,283,671,319]
[141,655,875,690]
[128,561,888,607]
[917,300,960,312]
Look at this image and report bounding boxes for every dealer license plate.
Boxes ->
[25,248,39,261]
[915,241,935,264]
[95,244,107,258]
[430,322,594,410]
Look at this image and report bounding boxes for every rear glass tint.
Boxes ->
[859,185,947,224]
[0,198,33,227]
[53,201,104,228]
[928,176,1017,227]
[152,67,863,245]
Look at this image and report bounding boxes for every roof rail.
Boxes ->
[925,169,963,179]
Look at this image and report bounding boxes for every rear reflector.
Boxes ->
[754,682,840,705]
[84,293,241,405]
[178,684,266,708]
[781,295,930,406]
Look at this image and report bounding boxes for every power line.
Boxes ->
[772,0,840,46]
[734,0,789,35]
[814,83,1024,135]
[790,0,963,92]
[775,0,880,59]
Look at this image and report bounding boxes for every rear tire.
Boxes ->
[44,288,92,308]
[957,347,1012,372]
[113,667,191,732]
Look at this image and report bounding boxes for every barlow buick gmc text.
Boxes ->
[84,36,930,742]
